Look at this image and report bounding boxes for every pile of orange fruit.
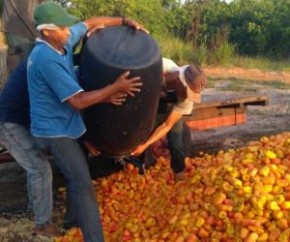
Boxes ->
[55,132,290,242]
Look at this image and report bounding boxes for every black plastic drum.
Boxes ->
[79,26,162,157]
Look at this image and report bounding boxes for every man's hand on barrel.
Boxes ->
[122,17,150,34]
[107,92,128,106]
[114,71,143,97]
[86,24,105,37]
[84,16,149,38]
[83,140,101,156]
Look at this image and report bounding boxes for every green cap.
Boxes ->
[34,1,79,27]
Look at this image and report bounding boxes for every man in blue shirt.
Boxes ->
[28,1,147,241]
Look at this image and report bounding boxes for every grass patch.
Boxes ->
[205,78,216,88]
[155,35,194,65]
[259,80,290,89]
[219,79,258,92]
[206,77,257,91]
[216,55,290,72]
[215,78,290,91]
[153,34,290,73]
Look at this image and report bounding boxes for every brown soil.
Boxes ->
[204,66,290,83]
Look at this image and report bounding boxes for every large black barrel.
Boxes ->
[79,26,162,157]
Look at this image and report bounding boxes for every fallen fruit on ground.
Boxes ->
[55,132,290,242]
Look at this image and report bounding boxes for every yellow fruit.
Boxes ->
[232,178,243,188]
[240,228,250,239]
[265,150,277,159]
[273,210,284,219]
[213,192,226,205]
[243,186,252,194]
[278,228,290,242]
[259,166,270,176]
[281,201,290,209]
[260,136,269,143]
[267,201,280,211]
[245,232,259,242]
[195,217,205,228]
[257,232,268,241]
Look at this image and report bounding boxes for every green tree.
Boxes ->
[69,0,165,34]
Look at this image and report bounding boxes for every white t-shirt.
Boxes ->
[162,57,194,115]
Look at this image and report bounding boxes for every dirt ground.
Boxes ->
[204,66,290,83]
[0,66,289,241]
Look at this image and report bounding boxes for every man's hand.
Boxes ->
[107,92,128,105]
[114,71,142,97]
[123,17,150,34]
[86,24,105,37]
[84,16,149,38]
[83,141,100,156]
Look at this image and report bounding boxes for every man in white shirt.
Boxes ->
[132,57,207,181]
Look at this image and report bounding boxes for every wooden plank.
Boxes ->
[183,95,268,130]
[193,95,269,110]
[186,107,244,121]
[186,113,246,130]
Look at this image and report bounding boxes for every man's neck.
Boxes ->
[41,36,65,54]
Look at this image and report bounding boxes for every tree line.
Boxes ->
[51,0,290,64]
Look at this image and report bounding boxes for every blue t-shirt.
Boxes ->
[27,22,87,138]
[0,61,30,125]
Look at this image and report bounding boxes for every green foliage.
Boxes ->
[55,0,71,6]
[191,37,208,66]
[218,79,290,92]
[60,0,290,65]
[162,0,189,38]
[228,0,271,56]
[219,79,257,92]
[182,0,290,59]
[155,34,194,65]
[231,56,290,71]
[69,0,165,34]
[155,34,214,66]
[212,41,235,65]
[261,81,290,89]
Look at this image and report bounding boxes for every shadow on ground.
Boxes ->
[0,156,124,213]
